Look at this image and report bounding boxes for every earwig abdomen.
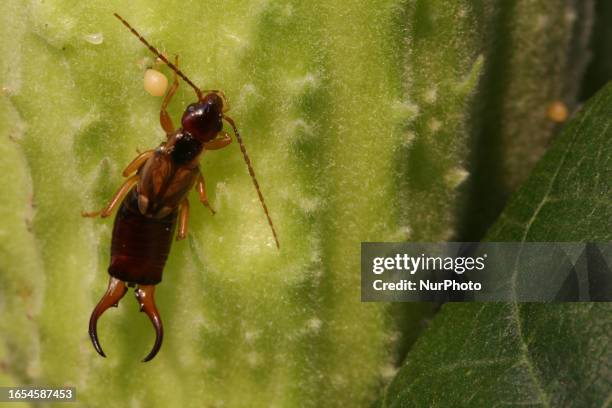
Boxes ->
[108,188,177,285]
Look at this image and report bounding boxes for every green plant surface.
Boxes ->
[0,1,487,407]
[379,82,612,407]
[0,97,45,393]
[397,0,484,241]
[491,0,594,190]
[460,0,595,240]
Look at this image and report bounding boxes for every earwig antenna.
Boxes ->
[113,13,203,100]
[224,115,280,250]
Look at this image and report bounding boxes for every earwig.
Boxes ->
[84,13,279,362]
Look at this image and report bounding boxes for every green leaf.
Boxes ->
[380,83,612,407]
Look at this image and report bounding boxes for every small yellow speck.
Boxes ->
[547,101,569,123]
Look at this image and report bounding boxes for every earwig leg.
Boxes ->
[82,175,139,218]
[89,277,128,358]
[176,198,190,240]
[134,285,163,362]
[160,55,180,136]
[122,149,154,177]
[196,173,216,215]
[203,131,232,151]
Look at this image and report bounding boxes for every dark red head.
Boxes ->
[181,93,224,142]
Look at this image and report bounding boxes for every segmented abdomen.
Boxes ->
[108,188,177,285]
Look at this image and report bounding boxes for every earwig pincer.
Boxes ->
[83,13,279,362]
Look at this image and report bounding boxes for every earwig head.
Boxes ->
[181,93,224,142]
